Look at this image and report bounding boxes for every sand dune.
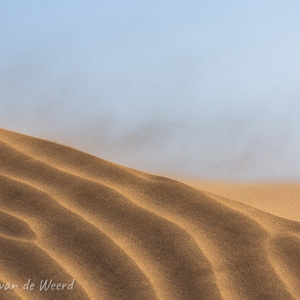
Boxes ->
[182,180,300,222]
[0,129,300,299]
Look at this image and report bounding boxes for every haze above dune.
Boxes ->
[0,128,300,300]
[2,2,300,182]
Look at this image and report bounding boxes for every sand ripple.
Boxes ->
[0,128,300,299]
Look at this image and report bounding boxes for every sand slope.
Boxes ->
[183,180,300,222]
[0,129,300,300]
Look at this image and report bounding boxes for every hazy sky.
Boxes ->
[1,1,300,181]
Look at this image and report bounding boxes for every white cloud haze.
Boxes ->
[1,1,300,181]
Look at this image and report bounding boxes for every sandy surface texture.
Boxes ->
[183,180,300,222]
[0,128,300,300]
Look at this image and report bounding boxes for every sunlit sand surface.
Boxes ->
[183,180,300,222]
[1,128,300,299]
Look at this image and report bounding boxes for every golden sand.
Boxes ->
[0,128,299,299]
[184,180,300,222]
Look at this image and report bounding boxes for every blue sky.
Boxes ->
[1,1,300,180]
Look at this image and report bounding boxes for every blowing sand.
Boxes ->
[0,128,300,300]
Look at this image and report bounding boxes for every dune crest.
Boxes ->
[0,128,300,300]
